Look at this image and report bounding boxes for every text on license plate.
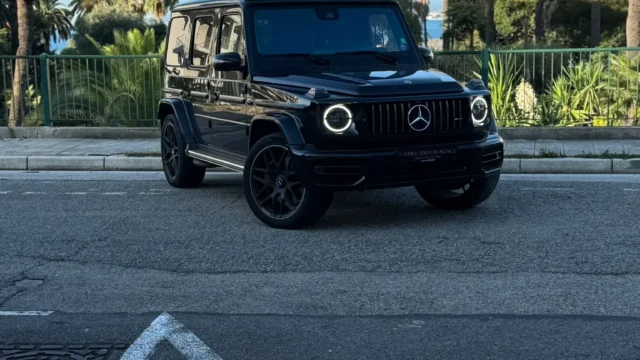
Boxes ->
[398,149,456,157]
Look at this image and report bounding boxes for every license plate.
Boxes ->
[397,148,457,164]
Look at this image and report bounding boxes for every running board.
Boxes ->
[187,150,244,172]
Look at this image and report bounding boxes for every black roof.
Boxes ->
[173,0,396,12]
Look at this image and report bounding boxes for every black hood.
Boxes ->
[253,69,465,97]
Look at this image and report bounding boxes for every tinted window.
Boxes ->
[254,6,411,55]
[166,16,189,66]
[191,17,215,67]
[219,14,244,55]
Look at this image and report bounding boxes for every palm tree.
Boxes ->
[71,0,177,19]
[52,28,164,126]
[485,0,496,45]
[143,0,178,20]
[414,0,429,47]
[590,0,601,47]
[34,0,73,53]
[628,0,640,47]
[443,0,450,49]
[8,0,29,127]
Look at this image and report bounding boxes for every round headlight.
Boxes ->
[323,104,353,133]
[471,97,489,125]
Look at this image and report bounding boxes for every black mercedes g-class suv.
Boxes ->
[158,0,504,228]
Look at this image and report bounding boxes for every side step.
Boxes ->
[187,150,244,172]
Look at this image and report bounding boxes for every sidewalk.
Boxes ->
[0,138,639,173]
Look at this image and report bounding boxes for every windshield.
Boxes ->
[249,4,421,73]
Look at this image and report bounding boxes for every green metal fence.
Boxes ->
[1,48,640,128]
[432,47,640,127]
[0,54,162,127]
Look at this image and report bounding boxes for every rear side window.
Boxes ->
[166,16,189,66]
[191,16,215,67]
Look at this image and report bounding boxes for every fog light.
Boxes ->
[323,104,352,133]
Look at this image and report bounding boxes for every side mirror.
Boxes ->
[213,52,243,72]
[418,46,434,67]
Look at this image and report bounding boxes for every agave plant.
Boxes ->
[544,61,607,126]
[474,53,532,127]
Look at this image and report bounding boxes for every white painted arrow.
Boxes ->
[121,312,223,360]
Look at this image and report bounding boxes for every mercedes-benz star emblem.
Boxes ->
[407,104,431,132]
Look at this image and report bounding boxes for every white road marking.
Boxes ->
[22,191,46,195]
[521,187,574,191]
[139,192,163,195]
[121,312,222,360]
[66,192,87,195]
[150,189,171,192]
[102,192,126,195]
[624,188,640,191]
[0,191,10,194]
[0,311,53,316]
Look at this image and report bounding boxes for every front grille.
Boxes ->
[365,98,470,136]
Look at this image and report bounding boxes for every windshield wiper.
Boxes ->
[264,53,331,66]
[335,51,398,65]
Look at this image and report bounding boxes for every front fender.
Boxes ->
[251,111,305,145]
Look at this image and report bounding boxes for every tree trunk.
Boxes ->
[470,30,475,49]
[535,0,545,43]
[485,0,496,45]
[590,0,601,47]
[422,15,429,46]
[9,0,29,128]
[9,0,18,55]
[443,0,450,50]
[627,0,640,47]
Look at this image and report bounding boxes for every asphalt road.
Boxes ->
[1,171,640,359]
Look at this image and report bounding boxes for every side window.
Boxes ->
[166,16,189,66]
[219,14,244,56]
[191,16,215,67]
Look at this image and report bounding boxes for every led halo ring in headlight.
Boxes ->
[323,104,353,133]
[471,96,489,126]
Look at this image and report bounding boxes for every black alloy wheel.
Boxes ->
[244,134,333,229]
[162,121,180,178]
[250,145,305,219]
[161,114,205,188]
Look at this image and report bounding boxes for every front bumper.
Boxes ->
[290,133,504,191]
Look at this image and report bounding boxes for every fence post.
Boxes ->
[481,47,490,88]
[39,53,51,126]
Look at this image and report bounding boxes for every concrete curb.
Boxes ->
[498,127,640,140]
[3,126,640,140]
[104,156,163,171]
[0,127,159,139]
[2,156,640,173]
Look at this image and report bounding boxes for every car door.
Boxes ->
[187,13,217,146]
[210,9,250,155]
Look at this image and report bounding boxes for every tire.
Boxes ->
[161,114,206,188]
[415,172,500,210]
[244,133,333,229]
